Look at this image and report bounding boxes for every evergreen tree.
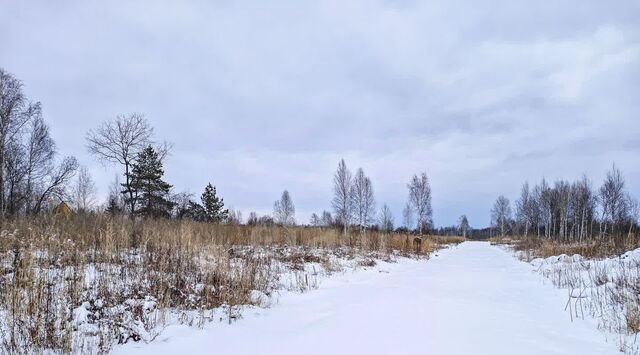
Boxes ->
[201,183,228,222]
[105,196,122,216]
[184,201,206,221]
[127,145,175,218]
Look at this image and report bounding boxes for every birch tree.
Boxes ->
[459,215,470,238]
[515,182,531,236]
[332,159,352,235]
[321,210,333,226]
[407,172,433,235]
[72,166,97,212]
[379,204,394,233]
[599,164,627,237]
[402,203,414,230]
[351,168,376,232]
[274,189,295,226]
[310,213,322,226]
[491,195,511,237]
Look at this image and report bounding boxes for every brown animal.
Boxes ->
[413,237,422,253]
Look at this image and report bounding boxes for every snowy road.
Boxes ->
[115,241,619,355]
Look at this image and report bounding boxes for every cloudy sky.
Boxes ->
[1,0,639,227]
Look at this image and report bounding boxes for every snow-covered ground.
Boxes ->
[528,247,640,354]
[114,242,618,355]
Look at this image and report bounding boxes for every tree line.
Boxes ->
[490,165,639,242]
[0,68,435,234]
[307,159,433,235]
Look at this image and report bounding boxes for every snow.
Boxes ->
[529,246,640,354]
[113,242,619,355]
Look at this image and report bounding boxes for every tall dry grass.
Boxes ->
[492,235,640,259]
[0,215,448,354]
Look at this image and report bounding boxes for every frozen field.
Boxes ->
[115,242,619,355]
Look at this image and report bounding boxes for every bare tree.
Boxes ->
[273,190,295,226]
[491,195,512,237]
[538,178,552,238]
[4,140,27,214]
[321,210,333,226]
[378,204,394,233]
[247,211,259,226]
[332,159,352,235]
[310,213,321,226]
[86,114,153,215]
[32,156,78,213]
[567,176,592,242]
[226,208,243,225]
[24,117,56,213]
[402,203,414,230]
[407,172,433,235]
[72,166,97,212]
[459,215,470,238]
[627,195,639,239]
[599,164,628,238]
[351,168,376,233]
[0,68,42,217]
[515,182,531,236]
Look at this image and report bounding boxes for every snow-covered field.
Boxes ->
[114,242,619,355]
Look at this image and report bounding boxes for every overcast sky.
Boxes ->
[1,0,639,227]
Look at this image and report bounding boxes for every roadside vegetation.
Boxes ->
[0,215,463,354]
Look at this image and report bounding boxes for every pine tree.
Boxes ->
[127,145,175,218]
[201,183,228,223]
[105,196,122,215]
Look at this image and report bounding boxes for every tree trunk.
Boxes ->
[0,146,5,221]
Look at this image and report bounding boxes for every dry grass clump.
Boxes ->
[429,235,466,246]
[0,215,441,354]
[502,236,640,259]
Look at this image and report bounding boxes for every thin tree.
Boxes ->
[407,172,433,235]
[321,210,333,226]
[4,140,27,215]
[379,204,394,233]
[86,113,153,215]
[273,190,295,226]
[402,203,414,230]
[599,164,627,238]
[459,215,470,238]
[332,159,352,235]
[515,182,531,237]
[72,166,97,213]
[310,213,322,226]
[491,195,512,237]
[24,117,56,214]
[351,168,376,233]
[247,212,259,226]
[227,208,243,225]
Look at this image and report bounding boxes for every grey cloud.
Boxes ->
[0,0,638,227]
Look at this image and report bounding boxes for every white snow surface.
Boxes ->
[114,241,619,355]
